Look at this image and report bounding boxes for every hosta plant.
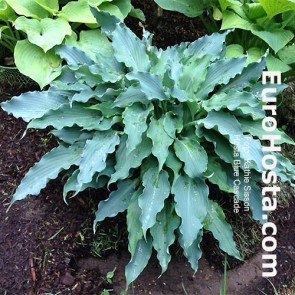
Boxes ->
[2,12,295,286]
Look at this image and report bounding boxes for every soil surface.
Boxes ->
[0,0,294,294]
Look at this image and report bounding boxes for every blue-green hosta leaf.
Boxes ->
[172,175,209,249]
[112,85,149,108]
[112,22,150,71]
[163,111,183,138]
[196,57,247,99]
[251,28,294,53]
[125,236,153,286]
[123,103,153,154]
[14,40,61,89]
[55,45,94,66]
[109,135,152,184]
[154,0,207,17]
[239,118,295,145]
[150,202,180,274]
[87,101,122,118]
[206,158,234,193]
[77,131,120,189]
[147,117,174,170]
[127,188,144,256]
[27,103,102,131]
[139,168,171,237]
[202,91,258,112]
[165,150,182,185]
[233,105,265,120]
[126,72,167,101]
[1,91,67,122]
[219,55,266,93]
[93,179,137,230]
[15,16,72,52]
[179,55,211,99]
[184,31,229,60]
[10,143,83,205]
[204,200,243,260]
[51,127,92,144]
[179,229,203,271]
[174,138,208,178]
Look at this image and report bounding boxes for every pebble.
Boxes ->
[61,272,75,286]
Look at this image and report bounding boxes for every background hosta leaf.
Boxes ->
[77,131,120,189]
[278,44,295,64]
[174,138,208,178]
[204,200,242,260]
[14,40,61,89]
[258,0,295,18]
[112,23,150,71]
[123,103,153,154]
[172,175,209,249]
[147,117,174,170]
[125,236,153,286]
[163,111,183,139]
[0,91,67,122]
[15,17,72,52]
[5,0,48,18]
[11,144,83,205]
[165,150,182,185]
[138,168,170,237]
[93,179,137,229]
[150,202,180,274]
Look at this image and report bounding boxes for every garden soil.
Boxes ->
[0,0,294,294]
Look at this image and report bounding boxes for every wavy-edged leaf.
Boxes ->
[1,91,67,122]
[109,135,152,184]
[93,179,137,230]
[163,111,183,139]
[147,117,174,170]
[123,103,153,154]
[126,72,167,101]
[27,103,102,131]
[196,57,247,99]
[165,150,182,185]
[204,200,242,260]
[112,22,150,71]
[77,131,119,189]
[172,175,209,249]
[174,137,208,178]
[179,229,203,271]
[139,167,170,237]
[125,236,153,286]
[10,143,83,205]
[150,202,180,274]
[127,188,144,256]
[51,127,92,144]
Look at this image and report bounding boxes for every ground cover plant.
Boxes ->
[0,0,144,88]
[2,9,295,289]
[154,0,295,82]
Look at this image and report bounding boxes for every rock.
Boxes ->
[61,272,75,286]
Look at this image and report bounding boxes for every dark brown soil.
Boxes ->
[0,1,294,294]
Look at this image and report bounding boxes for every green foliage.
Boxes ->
[154,0,295,81]
[0,0,142,87]
[1,12,295,287]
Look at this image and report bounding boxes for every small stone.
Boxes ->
[61,272,75,286]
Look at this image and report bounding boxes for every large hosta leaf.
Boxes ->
[14,40,61,89]
[125,236,153,286]
[77,131,120,189]
[259,0,295,18]
[138,167,170,237]
[0,91,67,122]
[93,179,137,229]
[204,200,242,260]
[150,202,180,274]
[174,137,208,178]
[147,116,174,170]
[10,144,83,205]
[15,17,72,52]
[5,0,48,18]
[172,175,209,249]
[112,22,150,71]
